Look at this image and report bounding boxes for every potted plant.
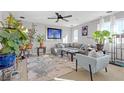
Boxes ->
[0,14,28,68]
[92,30,112,51]
[26,24,36,49]
[19,40,29,50]
[36,34,45,48]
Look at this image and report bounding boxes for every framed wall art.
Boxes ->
[82,25,88,36]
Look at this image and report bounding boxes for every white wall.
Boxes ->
[0,12,2,21]
[71,19,97,45]
[72,12,124,45]
[0,11,5,21]
[22,21,71,52]
[0,11,72,52]
[71,11,124,60]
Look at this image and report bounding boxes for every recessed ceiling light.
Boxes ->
[20,16,25,19]
[106,11,112,13]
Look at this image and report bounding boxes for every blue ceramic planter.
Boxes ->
[0,53,16,69]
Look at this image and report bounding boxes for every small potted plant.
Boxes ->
[36,34,45,48]
[0,14,28,68]
[92,30,112,51]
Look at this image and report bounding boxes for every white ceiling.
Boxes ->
[2,11,118,27]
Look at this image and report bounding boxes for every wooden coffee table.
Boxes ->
[61,48,79,62]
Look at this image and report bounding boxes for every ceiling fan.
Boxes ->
[48,12,72,22]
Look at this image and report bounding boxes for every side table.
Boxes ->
[37,47,46,56]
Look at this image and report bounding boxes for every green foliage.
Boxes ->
[92,30,112,45]
[36,34,45,43]
[0,14,28,55]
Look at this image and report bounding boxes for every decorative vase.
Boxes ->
[96,44,104,51]
[40,42,44,48]
[19,45,26,50]
[26,43,33,49]
[0,53,16,69]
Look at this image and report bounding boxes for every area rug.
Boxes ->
[27,55,75,81]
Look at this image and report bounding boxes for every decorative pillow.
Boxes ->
[68,43,73,47]
[73,43,81,48]
[65,43,70,48]
[80,44,85,49]
[90,45,96,48]
[56,43,65,48]
[60,44,65,48]
[88,50,104,58]
[80,44,88,50]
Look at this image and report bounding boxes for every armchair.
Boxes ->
[76,54,110,81]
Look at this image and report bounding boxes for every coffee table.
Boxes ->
[61,48,79,62]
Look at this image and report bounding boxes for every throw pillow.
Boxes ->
[60,44,65,48]
[88,50,104,58]
[80,44,85,49]
[56,43,65,48]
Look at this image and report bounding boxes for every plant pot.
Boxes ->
[26,44,33,49]
[19,45,26,50]
[40,42,45,48]
[0,53,16,69]
[96,44,104,51]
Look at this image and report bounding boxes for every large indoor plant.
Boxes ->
[26,23,36,49]
[36,34,45,48]
[92,30,112,51]
[0,14,28,68]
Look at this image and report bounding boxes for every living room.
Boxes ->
[0,11,124,81]
[1,0,124,93]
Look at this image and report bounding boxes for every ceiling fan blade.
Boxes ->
[55,12,59,16]
[48,17,57,19]
[62,18,69,22]
[56,19,59,22]
[63,15,72,18]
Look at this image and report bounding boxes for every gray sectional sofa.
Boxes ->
[51,43,96,56]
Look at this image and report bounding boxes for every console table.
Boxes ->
[37,47,46,56]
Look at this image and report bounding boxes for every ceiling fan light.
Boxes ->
[106,11,112,13]
[20,16,25,19]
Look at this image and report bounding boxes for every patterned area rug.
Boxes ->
[27,55,75,80]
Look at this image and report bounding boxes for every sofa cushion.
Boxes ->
[64,43,70,48]
[56,43,65,48]
[78,49,87,55]
[73,43,81,48]
[90,45,96,48]
[68,43,73,47]
[80,44,88,50]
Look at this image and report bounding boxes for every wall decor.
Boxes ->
[82,26,88,36]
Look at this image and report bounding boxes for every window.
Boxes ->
[114,19,124,34]
[114,19,124,44]
[73,30,78,42]
[97,22,111,31]
[97,18,124,44]
[63,35,68,43]
[97,18,124,34]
